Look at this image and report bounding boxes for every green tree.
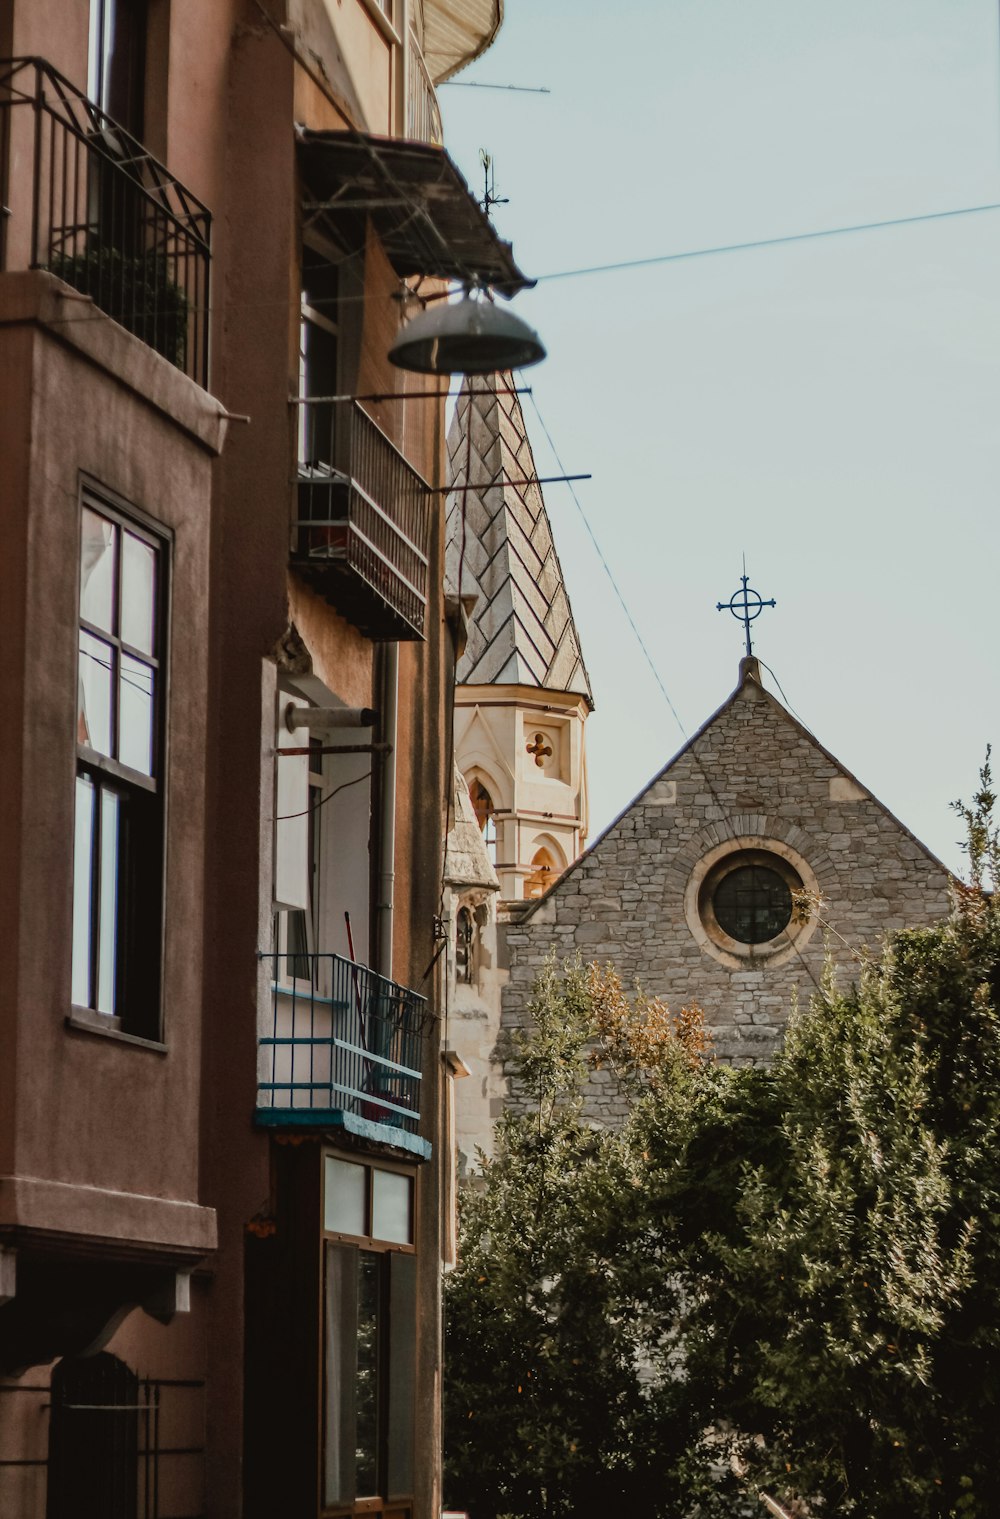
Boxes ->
[445,765,1000,1519]
[443,960,700,1519]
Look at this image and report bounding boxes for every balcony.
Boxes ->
[407,30,443,146]
[0,57,211,387]
[256,952,430,1158]
[292,399,431,641]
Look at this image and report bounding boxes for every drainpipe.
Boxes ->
[377,642,398,981]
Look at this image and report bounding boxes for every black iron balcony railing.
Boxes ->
[0,57,211,386]
[293,399,431,640]
[257,951,429,1154]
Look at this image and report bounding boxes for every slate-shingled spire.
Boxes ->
[445,374,593,705]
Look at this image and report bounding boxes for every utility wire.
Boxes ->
[41,196,1000,336]
[275,768,371,822]
[534,199,1000,283]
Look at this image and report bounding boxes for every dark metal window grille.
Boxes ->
[713,865,792,945]
[0,56,211,385]
[0,1369,205,1519]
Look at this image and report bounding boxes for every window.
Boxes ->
[455,906,475,984]
[299,244,340,470]
[468,778,497,866]
[713,863,792,944]
[88,0,147,132]
[323,1156,416,1511]
[525,847,556,900]
[275,735,324,984]
[687,842,817,970]
[72,493,165,1037]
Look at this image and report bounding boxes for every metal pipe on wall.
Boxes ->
[377,642,398,981]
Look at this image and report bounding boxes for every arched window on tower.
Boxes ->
[526,847,557,900]
[455,905,475,984]
[468,779,497,867]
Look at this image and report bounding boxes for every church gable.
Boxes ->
[501,662,953,1093]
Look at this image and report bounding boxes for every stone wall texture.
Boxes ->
[499,669,953,1123]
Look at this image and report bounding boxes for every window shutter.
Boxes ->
[274,695,310,910]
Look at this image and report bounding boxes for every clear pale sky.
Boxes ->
[440,0,1000,874]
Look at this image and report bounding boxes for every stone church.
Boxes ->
[443,377,953,1162]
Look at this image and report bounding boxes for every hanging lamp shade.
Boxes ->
[388,293,546,375]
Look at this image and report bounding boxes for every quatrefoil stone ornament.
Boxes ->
[526,732,553,768]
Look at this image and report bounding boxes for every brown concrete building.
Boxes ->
[0,2,521,1515]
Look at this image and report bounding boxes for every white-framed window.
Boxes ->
[72,487,167,1037]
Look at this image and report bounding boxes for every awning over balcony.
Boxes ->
[297,129,530,298]
[422,0,503,85]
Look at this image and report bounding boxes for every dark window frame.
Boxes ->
[71,479,170,1042]
[321,1150,417,1516]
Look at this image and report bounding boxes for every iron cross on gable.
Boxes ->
[716,566,776,657]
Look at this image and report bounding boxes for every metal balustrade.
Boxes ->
[293,400,431,640]
[406,31,443,146]
[0,1371,205,1519]
[257,952,427,1151]
[0,57,211,386]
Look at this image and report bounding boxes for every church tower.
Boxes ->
[445,374,593,900]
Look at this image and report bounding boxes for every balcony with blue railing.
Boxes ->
[0,57,211,387]
[256,951,430,1158]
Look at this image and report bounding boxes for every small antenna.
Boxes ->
[479,149,509,220]
[442,81,551,94]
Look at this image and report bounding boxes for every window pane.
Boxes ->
[387,1253,416,1497]
[119,654,155,775]
[714,865,792,944]
[121,532,156,654]
[97,789,120,1015]
[80,508,115,633]
[72,775,96,1006]
[372,1169,412,1245]
[79,630,114,756]
[355,1251,381,1498]
[325,1157,367,1237]
[325,1244,359,1508]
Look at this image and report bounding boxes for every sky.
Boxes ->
[439,0,1000,874]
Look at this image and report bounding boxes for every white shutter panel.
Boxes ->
[274,695,310,910]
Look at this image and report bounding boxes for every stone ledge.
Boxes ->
[0,270,229,455]
[0,1174,217,1258]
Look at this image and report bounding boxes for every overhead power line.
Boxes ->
[535,199,1000,283]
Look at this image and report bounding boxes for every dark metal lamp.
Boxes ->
[388,292,546,375]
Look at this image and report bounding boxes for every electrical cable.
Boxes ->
[533,199,1000,283]
[275,768,371,822]
[41,194,1000,339]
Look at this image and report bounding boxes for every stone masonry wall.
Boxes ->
[499,670,953,1125]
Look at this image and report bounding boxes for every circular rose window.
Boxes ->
[684,839,820,969]
[712,863,792,944]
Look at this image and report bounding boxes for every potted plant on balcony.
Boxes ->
[49,246,189,369]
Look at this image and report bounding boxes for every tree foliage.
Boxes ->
[444,764,1000,1519]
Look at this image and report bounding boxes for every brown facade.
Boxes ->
[0,1,509,1513]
